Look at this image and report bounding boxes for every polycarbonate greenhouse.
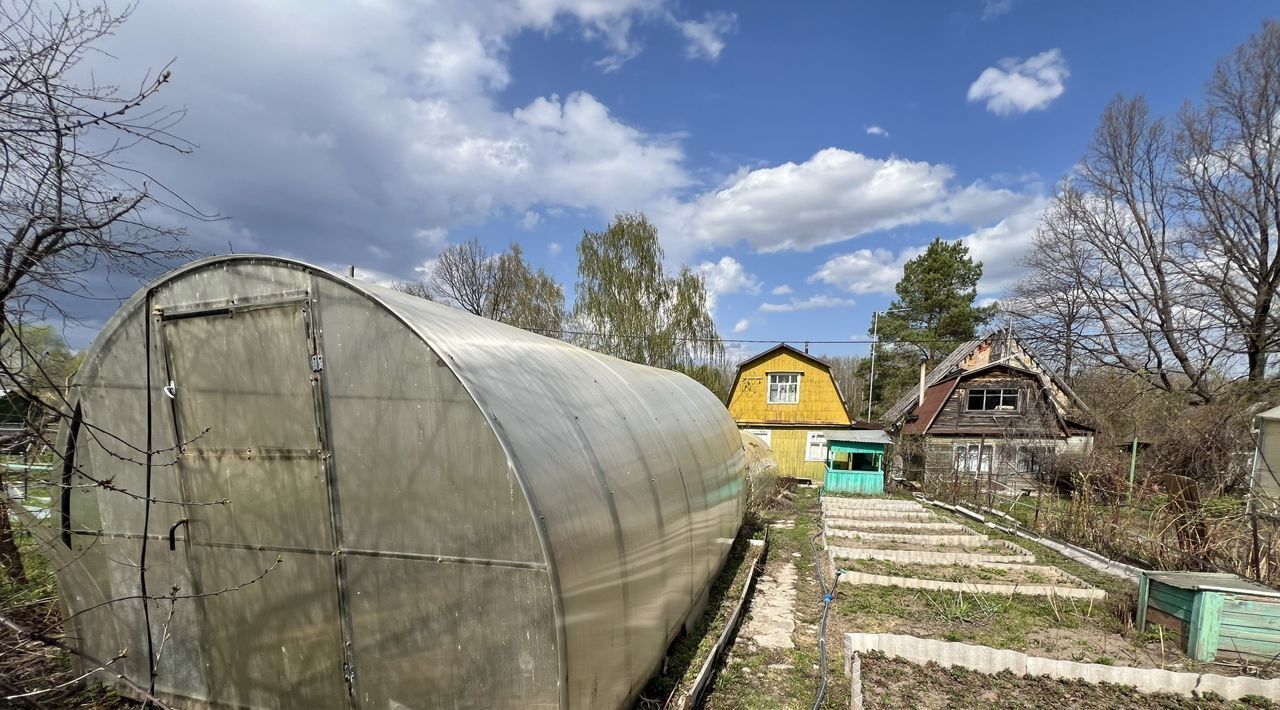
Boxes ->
[37,255,746,709]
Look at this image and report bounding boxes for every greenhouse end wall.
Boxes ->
[39,256,745,709]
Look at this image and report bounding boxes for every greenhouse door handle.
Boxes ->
[168,518,188,550]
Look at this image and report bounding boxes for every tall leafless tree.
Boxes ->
[0,0,200,593]
[396,238,566,334]
[1177,20,1280,384]
[1014,23,1280,400]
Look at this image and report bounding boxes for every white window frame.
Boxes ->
[953,444,993,477]
[742,428,772,448]
[806,431,827,462]
[767,372,801,404]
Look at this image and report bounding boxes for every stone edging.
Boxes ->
[843,633,1280,701]
[823,510,936,522]
[828,540,1036,566]
[822,499,925,512]
[826,519,968,532]
[829,530,991,546]
[837,570,1106,600]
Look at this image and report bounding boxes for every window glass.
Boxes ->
[767,372,800,404]
[805,431,826,461]
[966,388,1019,411]
[952,444,993,476]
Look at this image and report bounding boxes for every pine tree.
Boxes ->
[870,238,996,416]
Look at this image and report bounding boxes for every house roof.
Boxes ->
[901,379,959,435]
[726,343,849,419]
[733,342,832,372]
[900,361,1077,437]
[883,328,1092,426]
[1259,405,1280,422]
[883,336,984,423]
[820,429,892,445]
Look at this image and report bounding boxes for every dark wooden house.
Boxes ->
[884,330,1094,493]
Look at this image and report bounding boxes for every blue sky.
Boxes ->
[68,0,1277,358]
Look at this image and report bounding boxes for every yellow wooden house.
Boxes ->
[726,344,853,482]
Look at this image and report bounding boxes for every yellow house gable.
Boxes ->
[727,346,851,426]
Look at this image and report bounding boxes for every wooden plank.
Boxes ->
[1148,593,1194,619]
[1146,608,1189,648]
[1225,598,1280,616]
[1219,609,1280,632]
[1188,591,1224,662]
[1148,584,1195,616]
[1137,575,1150,631]
[1218,624,1280,644]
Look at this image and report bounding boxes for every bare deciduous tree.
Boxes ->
[0,0,197,325]
[396,238,566,334]
[1178,20,1280,383]
[1014,23,1280,399]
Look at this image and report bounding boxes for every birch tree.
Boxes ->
[573,212,724,374]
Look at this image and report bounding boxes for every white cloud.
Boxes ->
[967,49,1069,115]
[350,265,402,287]
[521,210,542,229]
[958,196,1050,292]
[415,227,448,248]
[771,284,793,295]
[810,196,1049,297]
[677,11,736,61]
[547,241,563,256]
[694,255,762,312]
[865,125,889,137]
[733,318,750,333]
[759,295,855,313]
[982,0,1014,21]
[87,0,714,289]
[666,147,1034,252]
[810,247,921,295]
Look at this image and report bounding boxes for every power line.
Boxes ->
[525,324,1273,347]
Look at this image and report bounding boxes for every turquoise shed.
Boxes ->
[1138,570,1280,662]
[821,429,891,495]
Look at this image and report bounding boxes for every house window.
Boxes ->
[1016,446,1049,475]
[767,372,800,404]
[966,388,1019,412]
[953,444,993,477]
[806,431,827,461]
[830,450,880,472]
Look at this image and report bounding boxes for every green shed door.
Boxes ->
[162,302,349,708]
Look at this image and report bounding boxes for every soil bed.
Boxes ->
[858,651,1277,709]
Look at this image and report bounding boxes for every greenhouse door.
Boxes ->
[160,300,350,709]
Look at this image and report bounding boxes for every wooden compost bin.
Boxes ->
[1138,570,1280,662]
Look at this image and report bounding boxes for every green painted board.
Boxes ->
[828,442,884,454]
[1218,624,1280,644]
[824,470,884,495]
[1187,591,1224,661]
[1148,584,1195,619]
[1220,610,1280,632]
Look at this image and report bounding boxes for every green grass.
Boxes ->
[703,486,851,710]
